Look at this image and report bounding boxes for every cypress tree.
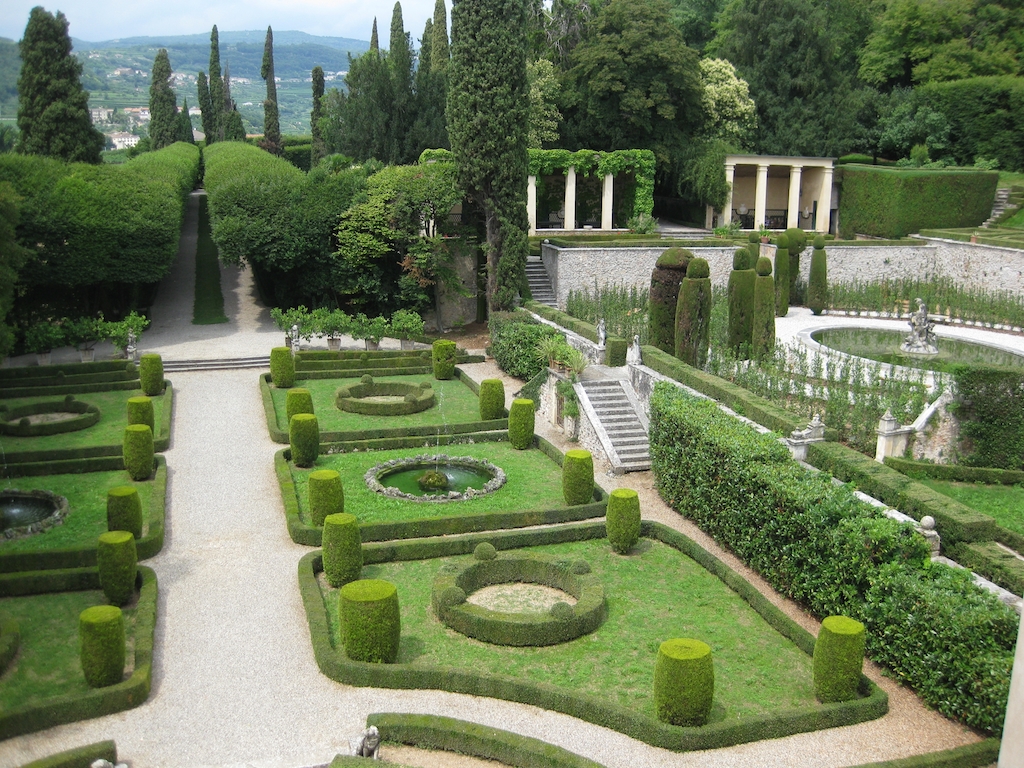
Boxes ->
[260,26,282,155]
[149,49,178,150]
[448,0,530,312]
[207,26,225,143]
[16,7,104,163]
[311,66,326,165]
[409,15,448,154]
[674,258,712,368]
[808,235,828,315]
[432,0,450,73]
[388,3,414,164]
[648,247,691,355]
[774,233,790,317]
[752,257,776,360]
[727,248,756,357]
[370,18,379,52]
[196,71,214,140]
[0,186,29,359]
[177,98,195,144]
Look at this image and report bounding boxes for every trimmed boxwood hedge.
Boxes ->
[270,347,295,388]
[845,739,1001,768]
[106,485,143,539]
[79,605,125,688]
[138,354,164,396]
[654,638,714,726]
[126,395,154,431]
[122,424,154,481]
[479,379,505,421]
[0,399,100,437]
[309,469,345,527]
[509,399,535,450]
[432,340,457,380]
[16,740,118,768]
[335,380,435,416]
[606,488,641,554]
[290,413,320,468]
[883,456,1024,486]
[340,578,401,663]
[323,512,362,587]
[0,614,19,675]
[97,531,137,606]
[813,616,866,703]
[285,388,314,423]
[561,449,593,506]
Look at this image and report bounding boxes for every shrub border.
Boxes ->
[15,740,118,768]
[0,400,100,437]
[0,566,157,740]
[883,456,1024,486]
[523,301,628,367]
[335,381,436,416]
[298,520,887,752]
[846,739,1001,768]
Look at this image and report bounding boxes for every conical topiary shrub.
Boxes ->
[79,605,125,688]
[562,449,594,506]
[123,424,154,481]
[479,378,505,421]
[309,469,344,527]
[752,257,776,360]
[808,234,828,315]
[139,353,164,396]
[270,346,295,388]
[508,398,535,450]
[97,530,138,606]
[432,339,457,380]
[106,486,143,539]
[606,488,641,554]
[286,388,314,423]
[727,248,755,358]
[785,227,807,300]
[648,247,692,355]
[674,258,712,368]
[323,512,362,587]
[774,233,790,317]
[126,395,154,431]
[289,413,319,468]
[340,578,400,663]
[654,638,714,726]
[813,615,866,703]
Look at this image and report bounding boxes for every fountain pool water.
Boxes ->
[365,455,507,502]
[811,327,1024,372]
[0,489,69,537]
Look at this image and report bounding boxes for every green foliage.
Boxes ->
[751,262,775,360]
[126,396,154,432]
[340,578,401,663]
[13,741,118,768]
[149,50,179,150]
[562,449,594,506]
[654,638,714,727]
[479,379,505,421]
[323,512,362,586]
[774,234,790,317]
[952,365,1024,469]
[808,240,827,315]
[286,388,314,424]
[489,314,560,379]
[259,27,283,156]
[122,424,154,481]
[606,488,641,554]
[432,339,457,380]
[335,380,435,416]
[390,308,425,339]
[23,322,63,354]
[97,530,137,606]
[289,413,320,468]
[565,282,649,347]
[0,182,28,358]
[813,615,866,703]
[270,347,295,388]
[649,248,691,354]
[784,228,806,298]
[474,542,497,560]
[78,605,125,688]
[727,251,755,356]
[674,259,711,367]
[106,485,143,539]
[138,354,163,396]
[508,398,535,450]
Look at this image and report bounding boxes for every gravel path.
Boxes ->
[0,217,991,766]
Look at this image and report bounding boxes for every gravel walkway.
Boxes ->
[0,213,991,766]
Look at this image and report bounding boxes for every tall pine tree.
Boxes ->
[196,71,214,140]
[178,98,195,143]
[17,7,104,163]
[260,26,282,155]
[222,62,247,141]
[388,3,415,163]
[149,48,179,149]
[207,25,225,143]
[409,3,449,153]
[370,19,379,51]
[310,66,326,165]
[432,0,450,72]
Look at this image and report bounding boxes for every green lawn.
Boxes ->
[920,478,1024,536]
[319,538,816,722]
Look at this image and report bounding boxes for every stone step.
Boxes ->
[163,356,270,372]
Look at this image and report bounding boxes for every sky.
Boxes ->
[0,0,446,45]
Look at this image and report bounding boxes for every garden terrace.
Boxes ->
[292,349,485,379]
[0,360,142,398]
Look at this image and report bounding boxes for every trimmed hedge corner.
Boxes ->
[606,488,641,554]
[654,638,714,726]
[79,605,125,688]
[509,399,535,450]
[813,615,866,703]
[340,578,401,663]
[323,512,362,587]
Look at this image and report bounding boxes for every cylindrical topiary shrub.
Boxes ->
[808,235,828,316]
[747,231,760,265]
[654,638,715,726]
[126,395,154,432]
[785,227,807,300]
[339,578,400,663]
[727,248,756,358]
[309,469,344,527]
[478,378,505,421]
[270,346,295,388]
[289,413,319,468]
[674,258,712,368]
[79,605,125,688]
[606,488,641,554]
[122,424,154,481]
[432,339,457,380]
[562,449,594,506]
[508,398,535,450]
[323,512,362,587]
[106,486,143,539]
[648,247,692,355]
[774,233,790,317]
[813,615,866,703]
[138,353,164,396]
[286,388,314,423]
[752,257,776,360]
[97,530,138,606]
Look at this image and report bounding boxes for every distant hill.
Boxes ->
[71,30,369,54]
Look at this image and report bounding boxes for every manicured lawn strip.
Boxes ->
[0,383,172,462]
[0,457,167,571]
[0,567,156,739]
[299,521,886,752]
[192,194,228,325]
[918,479,1024,537]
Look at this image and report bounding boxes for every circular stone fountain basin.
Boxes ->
[811,327,1024,372]
[0,490,69,538]
[0,399,100,437]
[365,455,506,502]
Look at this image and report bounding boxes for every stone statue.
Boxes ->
[290,323,301,355]
[626,334,642,366]
[350,725,381,759]
[900,298,938,356]
[597,318,607,349]
[125,330,137,363]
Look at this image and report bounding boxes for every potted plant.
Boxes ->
[390,309,425,350]
[758,224,772,243]
[535,335,567,370]
[269,306,312,348]
[312,308,351,351]
[65,315,105,362]
[351,313,390,351]
[105,311,150,361]
[24,321,65,365]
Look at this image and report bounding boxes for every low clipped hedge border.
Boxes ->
[335,380,435,415]
[523,301,627,367]
[0,382,173,465]
[0,399,100,436]
[0,614,19,674]
[364,712,606,768]
[16,740,118,768]
[884,456,1024,486]
[0,456,168,573]
[275,433,607,546]
[0,567,157,740]
[298,520,887,752]
[260,371,507,444]
[0,362,141,400]
[948,540,1024,598]
[847,739,1001,768]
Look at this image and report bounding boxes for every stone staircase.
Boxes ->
[578,379,650,473]
[162,355,270,372]
[982,187,1019,228]
[525,260,557,307]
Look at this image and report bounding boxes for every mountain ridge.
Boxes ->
[71,29,369,52]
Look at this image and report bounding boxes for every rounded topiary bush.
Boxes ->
[79,605,125,688]
[508,398,535,450]
[648,247,692,355]
[97,530,138,606]
[474,542,497,561]
[309,469,344,527]
[289,413,319,468]
[606,488,641,554]
[360,374,374,384]
[323,512,362,587]
[270,347,295,389]
[654,638,715,726]
[286,388,314,423]
[339,578,401,663]
[479,378,505,421]
[562,449,594,506]
[106,486,142,539]
[122,424,154,481]
[126,396,154,431]
[432,339,457,380]
[813,615,866,703]
[138,353,164,396]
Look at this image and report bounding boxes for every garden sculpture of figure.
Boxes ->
[350,725,381,759]
[900,298,939,356]
[290,324,301,355]
[626,334,642,365]
[597,318,607,349]
[125,330,137,363]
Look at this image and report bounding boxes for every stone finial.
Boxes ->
[919,515,941,556]
[877,409,899,433]
[290,323,301,355]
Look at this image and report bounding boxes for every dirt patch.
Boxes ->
[467,584,577,613]
[14,412,78,424]
[381,744,511,768]
[439,322,490,354]
[360,395,408,404]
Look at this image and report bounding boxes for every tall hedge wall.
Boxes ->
[952,364,1024,470]
[837,166,997,239]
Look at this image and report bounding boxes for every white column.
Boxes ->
[999,611,1024,767]
[722,162,736,225]
[787,165,803,229]
[527,175,537,236]
[818,165,834,233]
[754,163,769,230]
[601,173,614,230]
[564,166,577,230]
